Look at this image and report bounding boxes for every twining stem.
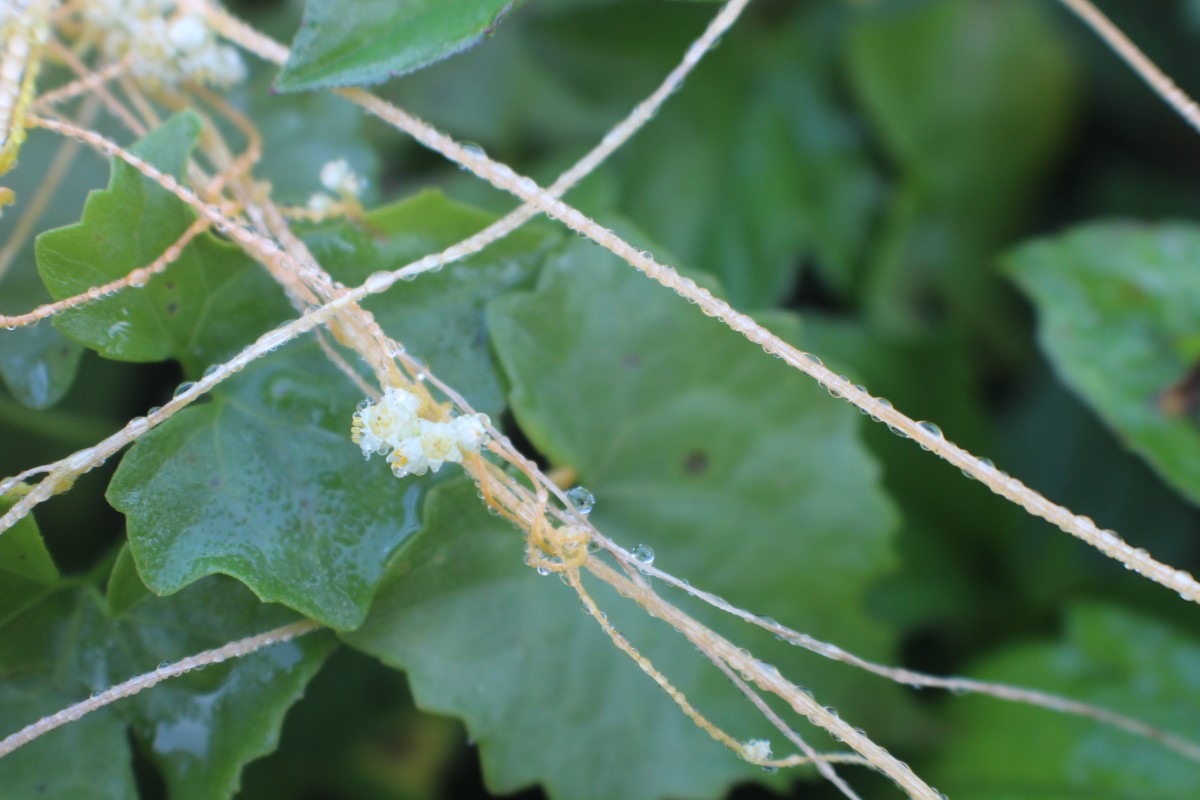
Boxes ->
[1058,0,1200,135]
[0,620,322,759]
[199,0,1200,607]
[586,559,944,800]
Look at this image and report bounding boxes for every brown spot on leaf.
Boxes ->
[165,302,178,316]
[1159,362,1200,419]
[209,477,221,488]
[683,450,709,475]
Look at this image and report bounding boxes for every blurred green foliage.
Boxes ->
[4,0,1200,798]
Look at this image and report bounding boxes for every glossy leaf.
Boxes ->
[0,494,59,624]
[0,549,333,800]
[108,191,551,629]
[106,343,425,631]
[348,238,904,800]
[929,604,1200,798]
[0,677,137,800]
[37,112,291,377]
[276,0,517,92]
[1007,222,1200,506]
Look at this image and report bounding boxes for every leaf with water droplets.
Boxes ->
[106,343,424,631]
[0,542,333,800]
[928,604,1200,797]
[275,0,517,92]
[107,191,551,629]
[1007,222,1200,506]
[35,112,293,378]
[347,236,908,800]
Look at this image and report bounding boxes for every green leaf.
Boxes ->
[303,189,557,419]
[239,648,460,800]
[0,677,137,800]
[800,318,1027,637]
[928,604,1200,798]
[532,2,880,307]
[848,0,1078,341]
[107,191,551,629]
[36,112,292,377]
[106,344,424,631]
[0,562,333,800]
[1006,222,1200,506]
[243,81,382,207]
[275,0,517,92]
[849,0,1075,206]
[0,494,59,625]
[0,125,109,408]
[347,238,904,800]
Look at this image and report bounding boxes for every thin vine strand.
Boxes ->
[1058,0,1200,136]
[0,216,210,328]
[7,3,1200,796]
[197,0,1200,608]
[2,6,1190,767]
[338,90,1200,608]
[0,619,322,759]
[0,0,758,536]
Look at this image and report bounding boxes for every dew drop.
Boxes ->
[917,421,943,439]
[173,381,195,399]
[364,270,394,293]
[566,486,594,515]
[631,544,655,569]
[802,352,822,366]
[460,142,485,167]
[536,566,551,577]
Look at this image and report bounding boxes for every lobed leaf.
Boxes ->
[0,542,334,800]
[108,190,554,629]
[347,237,905,800]
[37,112,292,378]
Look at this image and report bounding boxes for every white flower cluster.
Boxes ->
[351,387,490,478]
[85,1,246,88]
[307,159,366,213]
[742,738,772,763]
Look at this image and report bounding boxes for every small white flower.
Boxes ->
[743,739,771,763]
[319,159,365,198]
[450,413,490,454]
[306,193,335,213]
[351,388,421,457]
[418,419,463,471]
[387,438,429,478]
[86,2,246,88]
[167,15,208,51]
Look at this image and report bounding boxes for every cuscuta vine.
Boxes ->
[0,1,1198,798]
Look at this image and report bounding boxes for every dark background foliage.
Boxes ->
[5,0,1200,798]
